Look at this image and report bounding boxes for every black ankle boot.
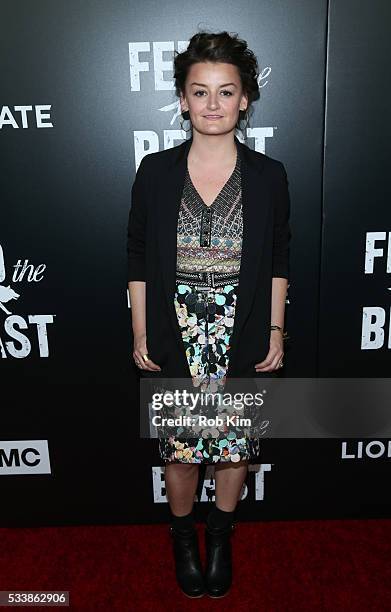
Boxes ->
[169,525,205,598]
[204,522,235,598]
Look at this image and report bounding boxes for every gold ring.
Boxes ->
[142,354,149,362]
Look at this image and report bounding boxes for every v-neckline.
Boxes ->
[186,148,238,210]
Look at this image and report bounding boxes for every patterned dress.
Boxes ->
[158,141,261,463]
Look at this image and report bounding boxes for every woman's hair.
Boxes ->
[174,30,260,135]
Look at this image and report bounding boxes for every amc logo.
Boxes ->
[0,440,51,475]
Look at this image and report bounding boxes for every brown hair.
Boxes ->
[174,30,260,136]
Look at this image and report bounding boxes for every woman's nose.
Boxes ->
[206,95,219,110]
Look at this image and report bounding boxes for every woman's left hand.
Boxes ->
[254,330,284,372]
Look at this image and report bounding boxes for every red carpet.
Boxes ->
[0,519,390,611]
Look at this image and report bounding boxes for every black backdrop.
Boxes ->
[1,0,390,526]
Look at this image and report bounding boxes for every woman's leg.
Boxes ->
[204,460,248,598]
[165,463,200,515]
[165,463,205,598]
[214,460,248,511]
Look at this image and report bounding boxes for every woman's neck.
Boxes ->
[188,132,237,167]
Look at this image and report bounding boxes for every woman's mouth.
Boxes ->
[204,115,223,120]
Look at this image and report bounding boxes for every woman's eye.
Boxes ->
[194,90,233,96]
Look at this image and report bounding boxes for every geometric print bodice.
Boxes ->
[176,146,243,289]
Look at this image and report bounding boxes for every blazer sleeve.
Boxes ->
[272,161,292,280]
[127,156,149,282]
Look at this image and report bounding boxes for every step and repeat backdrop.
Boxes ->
[1,0,390,525]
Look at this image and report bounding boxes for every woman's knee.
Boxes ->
[214,459,249,471]
[165,463,199,477]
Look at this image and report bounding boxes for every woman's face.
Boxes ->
[180,61,248,137]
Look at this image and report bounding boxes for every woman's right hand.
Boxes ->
[133,332,162,372]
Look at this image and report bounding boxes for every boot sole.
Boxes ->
[207,588,231,598]
[180,590,205,598]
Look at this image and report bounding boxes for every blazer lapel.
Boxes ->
[156,134,271,363]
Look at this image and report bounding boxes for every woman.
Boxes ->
[127,31,291,599]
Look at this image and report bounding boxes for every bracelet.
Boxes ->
[270,325,290,341]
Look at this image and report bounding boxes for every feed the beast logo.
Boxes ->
[0,441,51,475]
[0,244,55,358]
[363,232,391,349]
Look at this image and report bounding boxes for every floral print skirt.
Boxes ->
[158,282,261,464]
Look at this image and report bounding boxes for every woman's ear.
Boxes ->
[180,95,188,113]
[179,92,188,113]
[240,91,248,112]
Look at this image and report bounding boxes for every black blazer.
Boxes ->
[127,134,291,379]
